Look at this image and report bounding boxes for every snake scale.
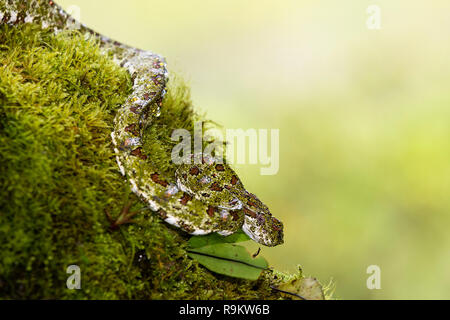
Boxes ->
[1,0,284,246]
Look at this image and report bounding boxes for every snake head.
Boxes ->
[240,192,284,247]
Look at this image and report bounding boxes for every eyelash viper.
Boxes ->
[0,0,284,246]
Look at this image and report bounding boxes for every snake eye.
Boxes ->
[256,214,266,226]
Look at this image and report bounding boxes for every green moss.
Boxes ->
[0,24,325,299]
[141,75,221,179]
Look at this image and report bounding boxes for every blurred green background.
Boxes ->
[57,0,450,299]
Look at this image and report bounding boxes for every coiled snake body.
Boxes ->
[1,0,284,246]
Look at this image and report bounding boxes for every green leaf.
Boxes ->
[187,243,268,280]
[188,230,250,249]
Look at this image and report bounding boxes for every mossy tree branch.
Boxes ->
[0,24,330,299]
